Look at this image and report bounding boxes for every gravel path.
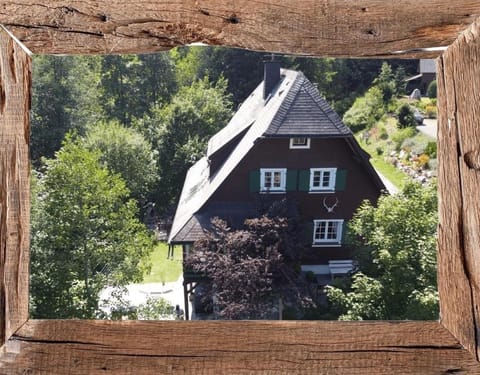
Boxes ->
[417,118,437,139]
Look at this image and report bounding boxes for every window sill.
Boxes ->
[259,191,286,194]
[312,244,342,247]
[308,190,335,194]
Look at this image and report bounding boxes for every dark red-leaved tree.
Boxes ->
[185,214,315,320]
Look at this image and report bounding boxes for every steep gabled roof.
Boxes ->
[264,73,351,137]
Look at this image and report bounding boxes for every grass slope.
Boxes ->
[142,242,183,283]
[358,138,409,190]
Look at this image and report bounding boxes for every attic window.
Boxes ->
[290,137,310,149]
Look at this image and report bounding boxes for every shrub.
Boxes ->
[376,147,384,156]
[427,80,437,98]
[428,158,438,171]
[392,127,417,151]
[343,86,385,133]
[401,137,417,153]
[397,103,417,129]
[137,297,175,320]
[425,105,437,119]
[378,125,389,140]
[425,141,437,158]
[416,154,430,168]
[401,136,430,156]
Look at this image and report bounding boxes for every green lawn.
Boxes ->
[369,154,409,190]
[357,138,409,190]
[142,242,183,284]
[359,139,408,190]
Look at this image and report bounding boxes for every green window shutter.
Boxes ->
[249,170,260,192]
[341,221,347,245]
[286,169,298,191]
[335,169,347,191]
[299,170,310,191]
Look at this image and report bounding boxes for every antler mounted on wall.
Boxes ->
[323,197,339,213]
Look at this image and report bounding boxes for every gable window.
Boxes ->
[313,219,343,246]
[289,137,310,149]
[260,168,286,192]
[310,168,336,191]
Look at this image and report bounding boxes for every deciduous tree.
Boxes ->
[30,138,154,319]
[82,121,158,203]
[31,55,102,163]
[327,183,438,320]
[99,53,176,124]
[185,215,314,320]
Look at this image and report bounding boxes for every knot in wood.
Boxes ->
[227,14,239,24]
[464,150,480,170]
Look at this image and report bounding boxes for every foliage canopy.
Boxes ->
[327,183,438,320]
[30,139,154,319]
[185,215,314,320]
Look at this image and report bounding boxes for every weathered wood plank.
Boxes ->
[438,17,480,360]
[0,320,478,374]
[0,28,30,348]
[0,0,479,57]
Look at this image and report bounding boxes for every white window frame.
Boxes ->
[289,137,310,149]
[310,168,336,191]
[260,168,287,193]
[312,219,344,246]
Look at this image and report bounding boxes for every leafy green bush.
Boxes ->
[386,98,400,114]
[343,86,385,133]
[397,103,417,129]
[427,80,437,98]
[378,126,389,140]
[137,297,175,320]
[402,136,429,156]
[392,127,417,151]
[425,141,437,158]
[425,105,437,119]
[327,183,438,320]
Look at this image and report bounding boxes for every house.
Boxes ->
[406,59,437,95]
[168,61,385,318]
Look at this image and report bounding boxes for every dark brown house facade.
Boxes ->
[169,63,385,316]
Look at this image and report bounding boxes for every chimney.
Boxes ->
[263,59,281,100]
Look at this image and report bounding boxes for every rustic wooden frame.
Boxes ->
[1,1,480,373]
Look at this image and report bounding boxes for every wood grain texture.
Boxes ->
[0,28,30,348]
[0,0,479,57]
[0,320,478,374]
[438,17,480,360]
[0,2,480,373]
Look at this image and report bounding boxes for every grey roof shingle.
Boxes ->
[172,202,259,243]
[207,81,264,158]
[265,73,351,137]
